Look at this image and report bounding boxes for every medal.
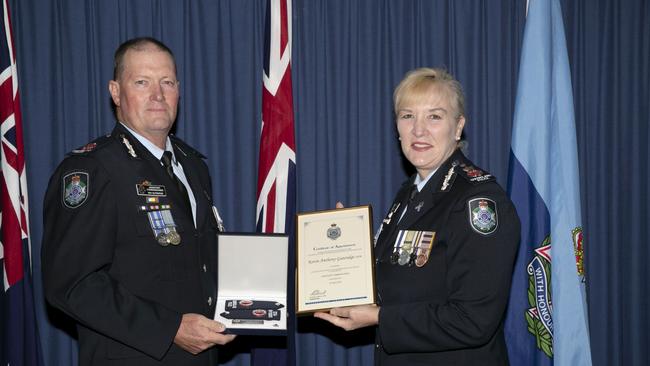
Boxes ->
[167,229,181,245]
[161,210,181,245]
[398,250,410,265]
[147,207,182,246]
[157,233,170,246]
[414,231,436,267]
[415,254,427,267]
[390,251,399,264]
[392,230,431,267]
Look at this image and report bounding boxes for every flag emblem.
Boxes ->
[572,227,585,278]
[63,172,89,208]
[526,237,553,358]
[468,198,497,235]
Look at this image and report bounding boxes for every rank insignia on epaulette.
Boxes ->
[468,198,498,235]
[459,163,494,183]
[71,142,97,154]
[63,172,89,208]
[462,164,483,177]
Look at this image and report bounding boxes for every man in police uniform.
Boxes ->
[42,37,234,365]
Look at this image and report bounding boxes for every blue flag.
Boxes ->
[505,0,593,365]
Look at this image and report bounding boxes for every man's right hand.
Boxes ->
[174,313,236,354]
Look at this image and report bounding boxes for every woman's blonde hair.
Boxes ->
[393,68,466,120]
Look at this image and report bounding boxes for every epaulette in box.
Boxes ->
[214,233,288,335]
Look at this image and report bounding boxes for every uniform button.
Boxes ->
[207,296,213,306]
[375,344,380,349]
[202,264,207,272]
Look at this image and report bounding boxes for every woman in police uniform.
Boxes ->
[315,68,520,365]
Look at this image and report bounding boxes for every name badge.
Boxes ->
[136,180,167,197]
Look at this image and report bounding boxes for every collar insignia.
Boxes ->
[441,162,458,191]
[120,134,137,158]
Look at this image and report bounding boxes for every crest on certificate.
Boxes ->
[327,223,341,240]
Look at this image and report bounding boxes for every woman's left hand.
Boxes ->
[314,305,380,331]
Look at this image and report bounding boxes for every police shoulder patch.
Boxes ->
[63,171,89,208]
[468,197,498,235]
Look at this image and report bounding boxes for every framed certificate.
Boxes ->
[296,205,376,314]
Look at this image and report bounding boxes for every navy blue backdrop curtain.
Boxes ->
[562,1,650,365]
[4,0,648,365]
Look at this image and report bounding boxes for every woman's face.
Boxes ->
[396,87,465,179]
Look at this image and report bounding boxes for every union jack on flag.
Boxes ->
[0,0,44,364]
[256,0,296,235]
[253,0,295,365]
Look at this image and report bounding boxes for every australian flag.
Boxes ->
[253,0,296,365]
[505,0,593,365]
[0,1,44,365]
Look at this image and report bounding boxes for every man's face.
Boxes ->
[109,47,179,143]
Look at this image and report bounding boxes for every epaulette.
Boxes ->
[456,162,495,184]
[170,135,207,159]
[68,134,112,155]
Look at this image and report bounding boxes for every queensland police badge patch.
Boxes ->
[468,198,497,235]
[63,172,89,208]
